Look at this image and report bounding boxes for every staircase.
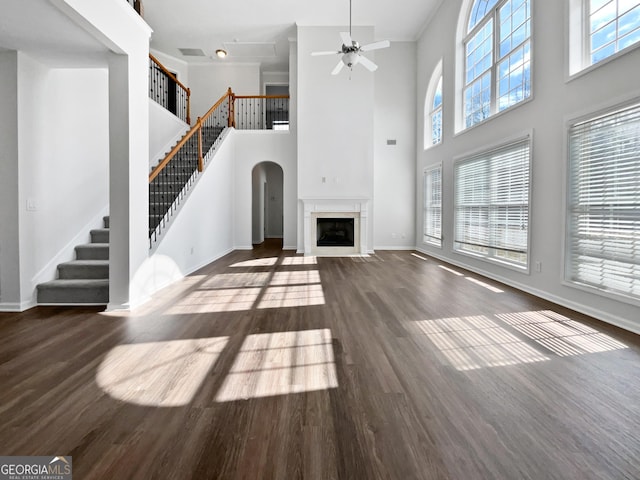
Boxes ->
[149,125,225,239]
[36,216,110,305]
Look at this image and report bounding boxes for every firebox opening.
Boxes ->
[316,218,355,247]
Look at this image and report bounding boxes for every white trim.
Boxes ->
[0,300,36,312]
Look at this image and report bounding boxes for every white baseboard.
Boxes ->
[374,246,416,251]
[234,245,254,251]
[0,300,36,312]
[415,248,640,336]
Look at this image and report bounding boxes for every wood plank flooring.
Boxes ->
[1,242,639,479]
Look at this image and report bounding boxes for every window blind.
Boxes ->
[454,138,530,266]
[424,166,442,246]
[567,102,640,300]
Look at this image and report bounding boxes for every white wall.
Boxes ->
[0,51,21,309]
[188,64,261,119]
[234,131,297,250]
[149,98,189,169]
[373,42,417,249]
[416,0,640,333]
[262,71,289,92]
[142,132,236,295]
[150,49,189,87]
[297,26,375,252]
[15,55,110,308]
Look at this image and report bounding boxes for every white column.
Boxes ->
[107,49,150,310]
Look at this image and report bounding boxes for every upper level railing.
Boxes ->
[231,94,290,131]
[149,54,191,124]
[148,88,290,244]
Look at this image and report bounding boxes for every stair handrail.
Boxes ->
[149,88,232,182]
[148,87,290,243]
[149,53,191,124]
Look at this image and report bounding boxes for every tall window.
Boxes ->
[424,60,443,149]
[424,165,442,247]
[431,78,443,145]
[588,0,640,65]
[570,0,640,74]
[463,0,531,128]
[454,137,530,268]
[566,101,640,302]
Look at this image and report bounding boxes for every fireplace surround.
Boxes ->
[301,197,369,256]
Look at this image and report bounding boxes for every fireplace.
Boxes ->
[316,218,355,247]
[301,197,369,256]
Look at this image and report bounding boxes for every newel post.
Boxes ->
[227,87,235,128]
[186,88,191,125]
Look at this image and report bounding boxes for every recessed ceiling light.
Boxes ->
[215,49,227,59]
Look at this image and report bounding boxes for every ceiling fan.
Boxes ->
[311,0,390,75]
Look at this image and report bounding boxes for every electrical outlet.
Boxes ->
[535,261,542,272]
[190,247,195,255]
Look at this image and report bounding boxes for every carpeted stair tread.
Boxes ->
[37,279,109,304]
[75,243,109,260]
[58,260,109,279]
[90,228,110,243]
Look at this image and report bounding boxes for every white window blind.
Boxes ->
[424,166,442,246]
[567,101,640,301]
[454,138,530,267]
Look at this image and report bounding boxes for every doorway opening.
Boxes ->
[251,162,284,247]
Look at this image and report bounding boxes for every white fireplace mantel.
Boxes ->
[300,197,369,256]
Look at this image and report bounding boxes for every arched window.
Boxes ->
[424,60,444,148]
[461,0,531,129]
[570,0,640,74]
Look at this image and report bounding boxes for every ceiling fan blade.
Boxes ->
[360,40,390,52]
[340,31,353,46]
[357,54,378,72]
[331,60,345,75]
[311,51,341,56]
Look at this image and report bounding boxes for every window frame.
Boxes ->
[453,133,533,271]
[460,0,533,130]
[568,0,640,78]
[562,98,640,306]
[423,164,443,247]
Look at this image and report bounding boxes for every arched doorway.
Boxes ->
[251,162,284,246]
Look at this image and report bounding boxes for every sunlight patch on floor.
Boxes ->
[97,337,229,407]
[438,265,464,276]
[258,284,326,309]
[281,256,318,265]
[466,277,504,293]
[167,287,262,313]
[270,270,321,286]
[215,329,338,402]
[200,272,270,289]
[166,269,325,313]
[229,257,278,267]
[414,315,549,371]
[496,310,628,356]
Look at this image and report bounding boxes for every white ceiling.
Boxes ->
[144,0,444,71]
[0,0,108,67]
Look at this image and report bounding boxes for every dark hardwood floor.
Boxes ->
[1,243,639,479]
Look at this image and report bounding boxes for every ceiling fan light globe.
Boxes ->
[342,52,358,68]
